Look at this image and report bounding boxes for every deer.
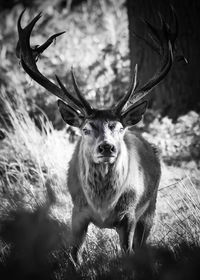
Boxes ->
[16,9,181,263]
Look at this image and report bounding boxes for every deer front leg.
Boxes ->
[116,214,136,253]
[70,207,90,264]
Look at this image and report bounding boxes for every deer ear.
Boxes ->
[121,101,148,127]
[57,100,84,127]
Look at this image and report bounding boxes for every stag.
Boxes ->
[16,9,180,262]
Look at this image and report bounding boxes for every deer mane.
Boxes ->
[78,141,129,214]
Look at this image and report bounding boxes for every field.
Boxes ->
[0,2,200,280]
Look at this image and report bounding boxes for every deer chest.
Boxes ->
[81,166,125,220]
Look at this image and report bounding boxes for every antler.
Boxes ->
[114,7,180,114]
[17,9,183,119]
[16,10,92,116]
[114,64,138,112]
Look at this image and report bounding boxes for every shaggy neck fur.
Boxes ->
[79,141,129,217]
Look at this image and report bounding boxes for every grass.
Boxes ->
[0,91,200,279]
[153,176,200,247]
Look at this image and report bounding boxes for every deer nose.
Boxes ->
[98,142,115,154]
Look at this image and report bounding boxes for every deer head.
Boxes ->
[16,9,178,163]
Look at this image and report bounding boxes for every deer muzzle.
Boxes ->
[96,141,117,163]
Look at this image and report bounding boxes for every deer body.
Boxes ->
[67,116,161,259]
[16,8,182,262]
[69,132,160,226]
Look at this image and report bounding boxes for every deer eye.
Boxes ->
[83,128,91,135]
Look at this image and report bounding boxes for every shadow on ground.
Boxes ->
[0,206,200,280]
[0,205,80,280]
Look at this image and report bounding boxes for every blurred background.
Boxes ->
[0,0,199,127]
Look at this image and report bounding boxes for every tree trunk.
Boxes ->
[126,0,200,119]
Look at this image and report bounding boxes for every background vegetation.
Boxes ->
[0,0,200,279]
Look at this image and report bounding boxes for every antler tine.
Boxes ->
[71,67,93,114]
[17,10,43,59]
[16,10,86,113]
[170,5,179,47]
[123,12,177,109]
[55,75,86,115]
[35,31,66,57]
[130,48,173,105]
[114,64,138,113]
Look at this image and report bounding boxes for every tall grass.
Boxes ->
[0,90,74,209]
[0,92,200,279]
[0,92,77,278]
[153,176,200,247]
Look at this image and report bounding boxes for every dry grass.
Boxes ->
[0,91,200,279]
[152,175,200,247]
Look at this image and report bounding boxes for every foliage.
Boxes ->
[0,0,66,11]
[143,110,200,165]
[0,1,129,128]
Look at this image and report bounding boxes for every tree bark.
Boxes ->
[126,0,200,119]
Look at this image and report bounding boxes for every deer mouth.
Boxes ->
[97,155,116,163]
[98,155,115,158]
